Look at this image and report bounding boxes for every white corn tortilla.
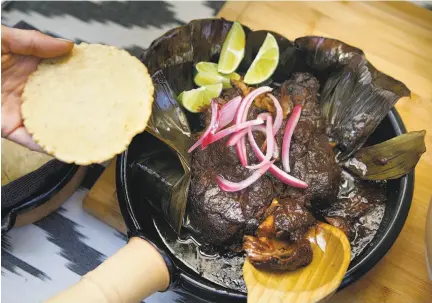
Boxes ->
[1,139,53,186]
[21,43,154,165]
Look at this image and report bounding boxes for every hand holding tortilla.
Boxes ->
[1,25,74,151]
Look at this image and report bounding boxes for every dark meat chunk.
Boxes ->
[189,139,273,245]
[292,120,314,146]
[243,236,313,271]
[272,73,341,205]
[188,143,243,244]
[274,197,316,242]
[325,216,353,241]
[189,181,244,244]
[279,72,321,123]
[299,134,342,205]
[189,72,341,250]
[272,133,341,207]
[241,177,275,235]
[257,198,316,243]
[210,138,241,166]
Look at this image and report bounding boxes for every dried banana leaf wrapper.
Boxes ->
[345,131,426,180]
[295,37,411,160]
[131,71,192,234]
[142,19,239,79]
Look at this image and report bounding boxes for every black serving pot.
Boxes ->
[115,19,414,302]
[1,161,80,232]
[116,107,414,301]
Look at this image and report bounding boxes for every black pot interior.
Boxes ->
[117,18,413,300]
[117,107,413,301]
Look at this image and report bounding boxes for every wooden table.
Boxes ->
[217,1,432,302]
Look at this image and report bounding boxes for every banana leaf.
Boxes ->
[295,37,410,159]
[130,71,192,234]
[344,131,426,180]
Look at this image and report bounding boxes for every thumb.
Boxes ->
[2,25,74,58]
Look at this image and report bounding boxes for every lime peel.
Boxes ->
[194,62,240,88]
[178,83,222,113]
[218,22,246,74]
[244,33,279,85]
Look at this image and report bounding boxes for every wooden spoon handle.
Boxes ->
[45,237,170,303]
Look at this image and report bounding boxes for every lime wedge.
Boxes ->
[194,62,240,88]
[218,22,246,74]
[244,33,279,85]
[196,62,221,74]
[178,83,223,113]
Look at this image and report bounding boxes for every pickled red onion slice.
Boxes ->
[187,100,219,153]
[282,104,302,172]
[216,160,273,192]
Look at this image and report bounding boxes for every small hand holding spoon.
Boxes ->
[244,222,351,303]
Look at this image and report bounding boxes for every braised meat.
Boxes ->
[273,73,341,205]
[243,236,312,271]
[188,73,342,271]
[257,198,316,243]
[188,137,273,245]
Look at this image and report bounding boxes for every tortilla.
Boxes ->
[21,43,154,165]
[1,139,53,186]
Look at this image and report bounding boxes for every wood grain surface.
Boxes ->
[83,160,127,235]
[83,2,432,303]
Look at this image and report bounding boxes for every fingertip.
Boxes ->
[34,33,75,58]
[56,38,75,53]
[4,27,75,58]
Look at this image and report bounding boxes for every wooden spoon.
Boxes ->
[244,222,351,303]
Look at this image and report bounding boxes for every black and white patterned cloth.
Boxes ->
[1,2,224,302]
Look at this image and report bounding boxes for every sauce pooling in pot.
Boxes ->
[153,172,387,293]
